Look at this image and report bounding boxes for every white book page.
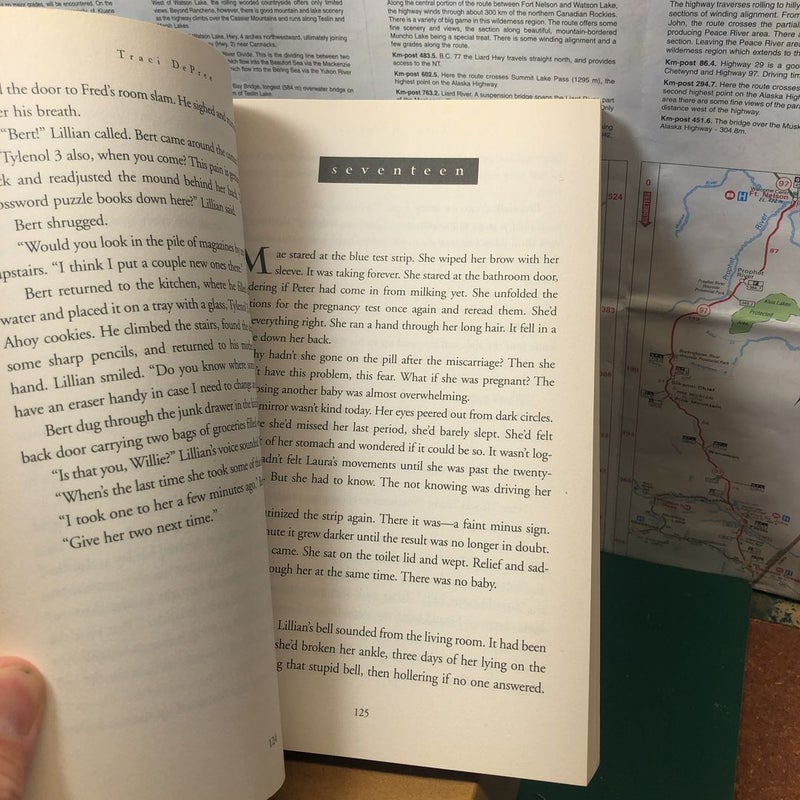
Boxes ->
[0,9,283,799]
[236,98,601,785]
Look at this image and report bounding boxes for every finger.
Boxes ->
[0,658,46,800]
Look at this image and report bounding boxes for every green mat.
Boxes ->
[518,553,751,800]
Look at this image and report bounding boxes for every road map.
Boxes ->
[610,162,800,597]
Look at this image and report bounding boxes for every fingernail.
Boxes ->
[0,663,44,740]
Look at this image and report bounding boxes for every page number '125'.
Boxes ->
[354,708,369,718]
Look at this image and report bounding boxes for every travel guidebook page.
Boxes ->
[0,8,601,798]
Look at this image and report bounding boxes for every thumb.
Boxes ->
[0,658,46,800]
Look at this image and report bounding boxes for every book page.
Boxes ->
[236,98,601,784]
[0,9,283,800]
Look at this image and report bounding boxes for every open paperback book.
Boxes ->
[0,7,600,799]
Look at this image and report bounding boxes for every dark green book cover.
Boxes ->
[518,553,751,800]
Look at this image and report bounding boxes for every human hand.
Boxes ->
[0,658,46,800]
